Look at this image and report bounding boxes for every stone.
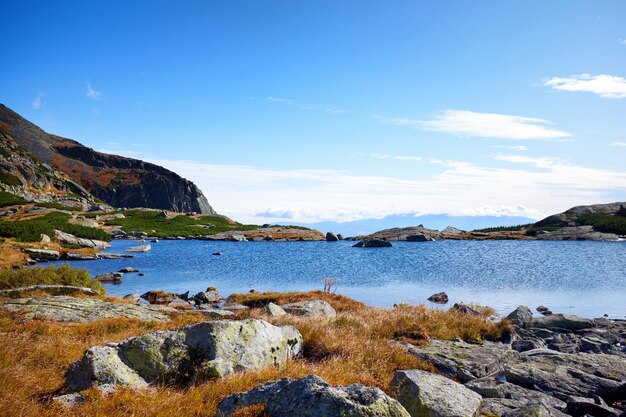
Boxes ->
[326,232,339,241]
[122,294,141,304]
[141,290,177,305]
[503,403,570,417]
[449,303,482,316]
[464,377,566,411]
[427,292,449,304]
[65,252,99,260]
[406,234,433,242]
[281,300,337,317]
[54,230,110,249]
[0,296,176,323]
[66,319,303,392]
[564,395,621,417]
[221,302,250,311]
[352,239,392,248]
[537,306,553,315]
[119,267,139,273]
[196,307,235,319]
[166,299,193,310]
[218,374,410,417]
[0,285,100,297]
[507,305,533,326]
[193,290,224,306]
[390,369,482,417]
[512,338,545,352]
[126,244,151,252]
[52,393,86,408]
[95,272,123,283]
[22,248,60,261]
[442,226,464,235]
[266,302,287,317]
[530,314,595,331]
[40,233,51,243]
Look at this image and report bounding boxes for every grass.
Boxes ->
[0,191,28,207]
[36,202,82,212]
[577,213,626,235]
[472,224,533,233]
[106,210,260,238]
[0,212,111,242]
[0,264,104,293]
[0,171,22,186]
[0,290,511,416]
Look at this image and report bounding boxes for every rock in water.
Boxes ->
[193,289,224,306]
[326,232,339,241]
[126,244,151,252]
[22,248,60,261]
[217,374,410,417]
[390,369,482,417]
[95,272,123,283]
[507,305,533,326]
[427,292,449,304]
[118,267,139,273]
[352,239,392,248]
[65,319,302,391]
[280,300,337,317]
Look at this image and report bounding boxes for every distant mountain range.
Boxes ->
[286,213,537,236]
[0,104,216,214]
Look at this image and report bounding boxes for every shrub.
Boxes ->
[0,264,104,293]
[0,212,111,242]
[0,191,28,207]
[0,172,21,186]
[577,213,626,235]
[473,224,533,233]
[36,202,82,211]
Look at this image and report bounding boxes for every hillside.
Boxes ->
[0,104,216,214]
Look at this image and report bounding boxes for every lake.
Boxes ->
[54,239,626,318]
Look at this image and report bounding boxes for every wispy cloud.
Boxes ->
[370,153,423,161]
[266,96,293,104]
[32,92,46,109]
[377,110,571,140]
[544,74,626,99]
[619,39,626,45]
[86,82,101,100]
[492,145,528,151]
[610,141,626,147]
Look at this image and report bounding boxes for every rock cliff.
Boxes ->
[0,104,216,214]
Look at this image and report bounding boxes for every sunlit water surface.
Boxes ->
[52,240,626,318]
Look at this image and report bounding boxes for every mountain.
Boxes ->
[287,213,537,236]
[0,104,216,214]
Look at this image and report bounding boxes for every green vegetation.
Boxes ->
[0,191,28,207]
[0,147,12,158]
[473,224,533,233]
[577,213,626,235]
[0,172,22,186]
[525,226,561,236]
[106,210,260,238]
[36,202,82,211]
[0,212,111,242]
[0,264,104,293]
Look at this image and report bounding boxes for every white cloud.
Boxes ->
[266,96,293,104]
[86,82,101,100]
[131,154,626,224]
[492,145,528,151]
[377,110,571,140]
[370,153,423,161]
[32,92,46,109]
[610,141,626,147]
[544,74,626,99]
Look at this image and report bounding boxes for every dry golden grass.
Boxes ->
[0,291,511,416]
[228,290,366,312]
[0,244,26,269]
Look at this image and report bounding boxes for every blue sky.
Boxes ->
[2,1,626,223]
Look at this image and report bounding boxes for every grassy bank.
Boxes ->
[106,210,260,238]
[0,288,511,416]
[0,264,104,294]
[0,212,111,242]
[0,191,28,207]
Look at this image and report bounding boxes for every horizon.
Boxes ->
[2,1,626,224]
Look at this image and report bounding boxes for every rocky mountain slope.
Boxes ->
[0,104,216,214]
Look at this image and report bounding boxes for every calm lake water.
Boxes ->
[54,240,626,318]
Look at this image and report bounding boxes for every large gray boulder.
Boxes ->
[391,370,482,417]
[353,239,392,248]
[22,248,60,261]
[66,319,302,392]
[0,296,176,323]
[54,229,110,249]
[281,300,337,317]
[507,305,533,327]
[529,314,595,331]
[463,377,566,411]
[217,374,410,417]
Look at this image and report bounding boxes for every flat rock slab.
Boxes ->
[0,296,177,323]
[0,285,100,297]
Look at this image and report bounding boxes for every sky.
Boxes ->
[1,1,626,224]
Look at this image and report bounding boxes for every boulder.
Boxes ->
[40,233,51,243]
[66,319,303,392]
[118,267,139,273]
[281,300,336,317]
[507,305,533,326]
[0,296,176,323]
[564,395,621,417]
[352,239,392,248]
[65,252,99,260]
[126,244,151,252]
[221,302,250,311]
[193,290,224,306]
[427,292,449,304]
[449,303,482,316]
[217,374,410,417]
[141,290,177,305]
[530,314,595,331]
[54,230,110,249]
[95,272,123,283]
[266,302,287,317]
[22,248,60,261]
[196,307,235,319]
[326,232,339,241]
[390,369,482,417]
[122,294,141,304]
[442,226,464,235]
[463,377,566,411]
